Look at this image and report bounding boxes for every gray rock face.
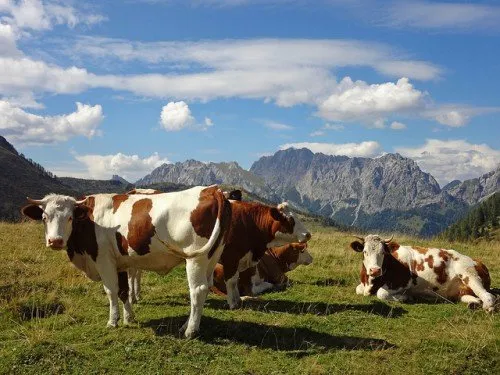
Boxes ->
[133,148,499,236]
[136,160,278,201]
[250,149,444,227]
[443,166,500,205]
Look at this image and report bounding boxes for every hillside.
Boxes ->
[439,192,500,241]
[0,136,77,220]
[58,176,133,195]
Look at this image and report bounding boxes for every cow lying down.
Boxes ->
[351,235,497,312]
[211,242,313,297]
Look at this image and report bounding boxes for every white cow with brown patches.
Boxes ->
[351,235,496,312]
[22,186,230,338]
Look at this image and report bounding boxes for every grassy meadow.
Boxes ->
[0,221,499,374]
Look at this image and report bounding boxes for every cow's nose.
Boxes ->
[48,238,64,248]
[369,267,382,277]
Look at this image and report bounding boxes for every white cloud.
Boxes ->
[384,1,500,31]
[263,120,294,131]
[390,121,406,130]
[0,23,21,57]
[323,123,344,131]
[423,106,500,127]
[160,101,195,131]
[317,77,426,122]
[309,130,325,137]
[61,37,442,82]
[0,100,103,144]
[280,141,382,158]
[395,139,500,185]
[73,152,170,181]
[0,0,106,31]
[204,117,214,127]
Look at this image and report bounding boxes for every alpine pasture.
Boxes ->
[0,220,498,374]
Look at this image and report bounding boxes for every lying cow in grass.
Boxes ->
[211,242,313,296]
[21,186,231,337]
[351,235,496,312]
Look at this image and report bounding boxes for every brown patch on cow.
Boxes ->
[424,255,434,268]
[115,232,129,255]
[411,259,425,272]
[360,263,368,285]
[414,246,428,254]
[211,263,256,297]
[190,186,222,239]
[433,261,448,284]
[439,249,450,262]
[127,198,155,255]
[67,197,98,261]
[112,194,128,213]
[386,241,400,253]
[474,260,491,290]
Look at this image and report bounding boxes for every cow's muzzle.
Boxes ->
[48,238,64,249]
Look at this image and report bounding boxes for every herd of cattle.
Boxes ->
[21,185,497,338]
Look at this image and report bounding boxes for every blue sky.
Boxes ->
[1,0,499,185]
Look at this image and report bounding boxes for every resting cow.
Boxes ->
[211,242,313,296]
[351,234,496,312]
[21,186,229,338]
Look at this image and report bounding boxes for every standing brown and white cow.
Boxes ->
[22,185,229,338]
[211,242,313,297]
[351,235,496,312]
[216,200,312,309]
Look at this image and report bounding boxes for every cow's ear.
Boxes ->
[73,205,89,221]
[350,241,364,252]
[386,241,400,253]
[21,204,43,220]
[228,190,242,201]
[270,207,284,222]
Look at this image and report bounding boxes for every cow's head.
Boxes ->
[350,234,394,278]
[274,242,313,271]
[223,189,242,201]
[268,202,311,247]
[21,195,89,249]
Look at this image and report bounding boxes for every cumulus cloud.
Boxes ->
[280,141,382,158]
[384,1,500,31]
[317,77,426,123]
[74,152,170,181]
[395,139,500,185]
[0,100,103,144]
[390,121,407,130]
[423,106,500,127]
[160,101,195,131]
[0,0,106,31]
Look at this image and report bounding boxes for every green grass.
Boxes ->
[0,221,499,374]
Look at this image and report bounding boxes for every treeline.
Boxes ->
[19,153,57,179]
[439,192,500,242]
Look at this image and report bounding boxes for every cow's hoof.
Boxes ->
[123,317,137,326]
[184,329,199,340]
[106,321,119,328]
[467,301,481,310]
[483,305,495,314]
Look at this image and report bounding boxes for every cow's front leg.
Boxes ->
[181,258,210,339]
[376,286,409,302]
[225,271,241,309]
[100,269,121,328]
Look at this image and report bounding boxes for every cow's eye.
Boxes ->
[68,217,73,222]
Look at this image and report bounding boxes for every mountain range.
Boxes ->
[1,135,498,236]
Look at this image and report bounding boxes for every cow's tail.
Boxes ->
[156,188,228,259]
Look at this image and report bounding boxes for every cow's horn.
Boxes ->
[352,235,365,242]
[27,197,43,205]
[75,198,87,205]
[384,235,394,243]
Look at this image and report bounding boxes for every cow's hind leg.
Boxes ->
[118,271,135,325]
[460,274,495,313]
[128,268,142,304]
[181,258,210,339]
[225,271,241,309]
